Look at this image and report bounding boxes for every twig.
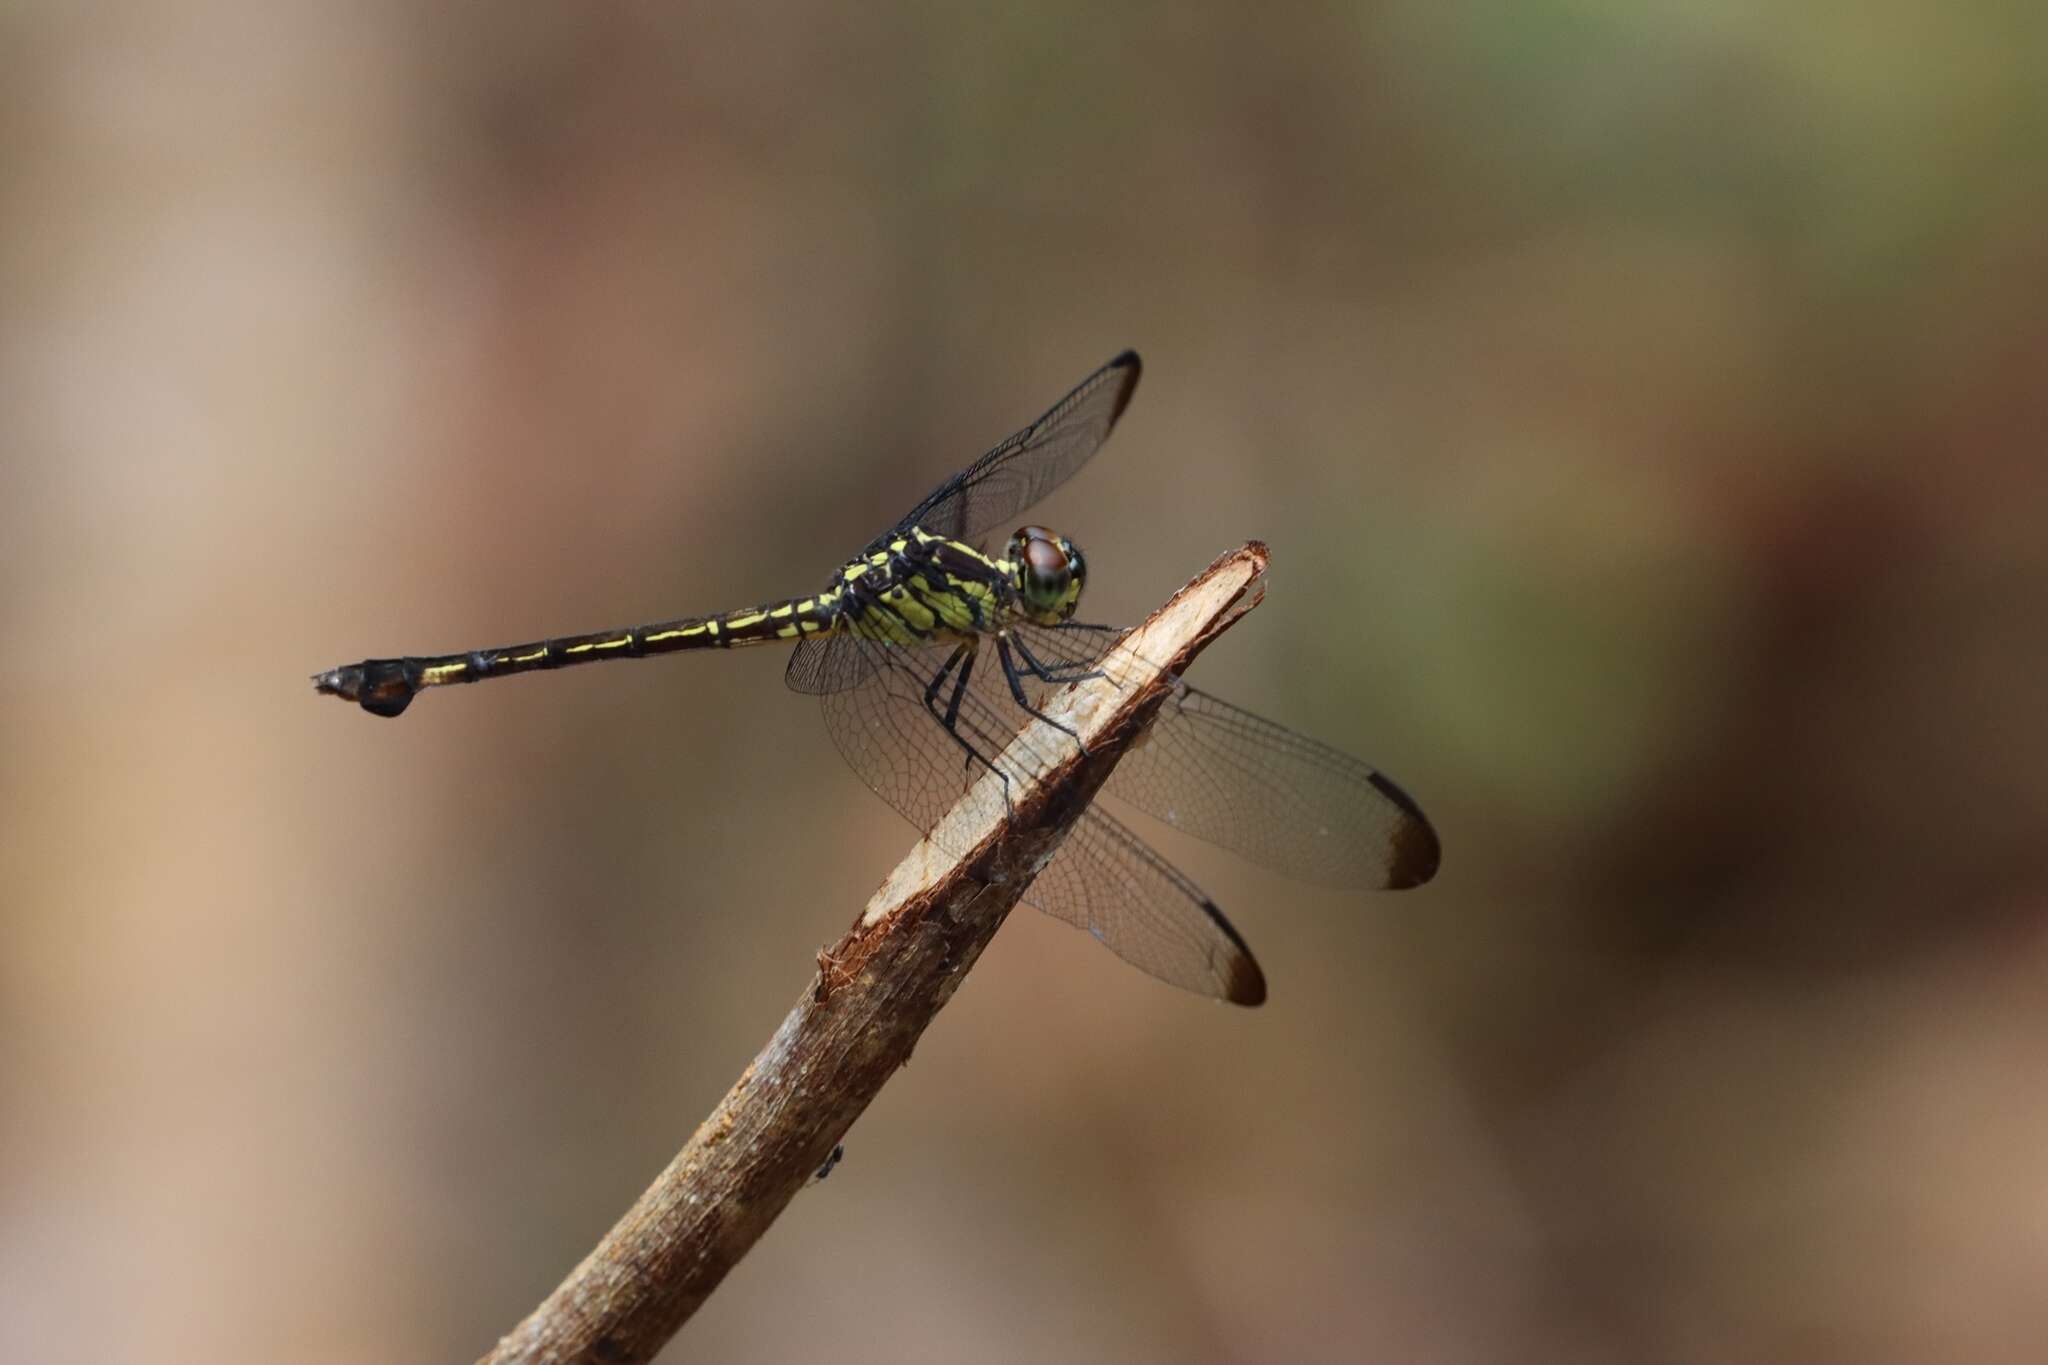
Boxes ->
[477,543,1271,1365]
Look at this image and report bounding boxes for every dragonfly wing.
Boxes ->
[807,630,1264,1004]
[1029,806,1266,1005]
[786,633,871,696]
[810,635,1079,836]
[1017,622,1441,891]
[875,351,1142,550]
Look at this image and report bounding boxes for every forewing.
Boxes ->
[876,351,1142,549]
[1017,622,1441,891]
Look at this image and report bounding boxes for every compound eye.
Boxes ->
[1015,535,1067,611]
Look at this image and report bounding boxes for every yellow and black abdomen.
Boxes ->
[313,595,842,717]
[312,528,1012,717]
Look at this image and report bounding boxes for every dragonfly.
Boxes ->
[313,351,1439,1005]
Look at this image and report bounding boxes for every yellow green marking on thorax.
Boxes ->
[839,527,1018,646]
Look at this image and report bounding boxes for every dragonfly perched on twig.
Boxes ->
[314,352,1439,1004]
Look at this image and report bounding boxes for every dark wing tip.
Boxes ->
[1105,350,1142,426]
[1225,949,1268,1007]
[1199,894,1267,1006]
[1367,770,1442,889]
[1387,818,1441,889]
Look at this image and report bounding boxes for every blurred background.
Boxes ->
[5,3,2046,1361]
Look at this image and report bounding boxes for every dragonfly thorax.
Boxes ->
[1007,524,1087,625]
[827,525,1084,646]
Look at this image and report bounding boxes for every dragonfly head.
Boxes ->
[1008,524,1087,624]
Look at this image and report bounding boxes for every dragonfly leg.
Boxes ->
[941,644,976,732]
[921,641,970,715]
[916,643,1014,814]
[1011,631,1105,686]
[997,635,1091,758]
